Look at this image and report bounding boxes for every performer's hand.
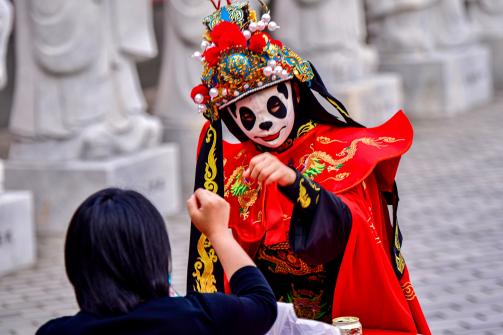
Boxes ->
[243,152,297,187]
[187,189,230,240]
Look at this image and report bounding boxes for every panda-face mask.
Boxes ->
[228,81,295,149]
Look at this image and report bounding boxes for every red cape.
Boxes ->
[198,111,431,335]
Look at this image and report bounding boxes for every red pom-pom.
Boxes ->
[249,32,270,54]
[190,84,210,103]
[211,22,246,49]
[217,30,247,49]
[203,46,222,67]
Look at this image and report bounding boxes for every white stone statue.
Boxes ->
[156,0,267,121]
[9,0,162,161]
[366,0,477,54]
[430,0,478,47]
[466,0,503,38]
[272,0,377,81]
[0,0,12,89]
[155,0,213,198]
[465,0,503,88]
[156,0,212,124]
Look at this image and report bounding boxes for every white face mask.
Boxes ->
[228,81,295,148]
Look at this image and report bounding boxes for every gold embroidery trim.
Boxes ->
[401,282,416,301]
[193,124,219,293]
[297,120,317,138]
[396,254,406,274]
[204,125,218,193]
[394,223,405,274]
[327,97,350,118]
[192,234,218,293]
[298,179,311,209]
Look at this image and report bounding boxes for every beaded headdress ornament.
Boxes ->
[190,0,315,121]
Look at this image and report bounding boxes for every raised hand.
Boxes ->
[243,152,296,187]
[186,189,230,240]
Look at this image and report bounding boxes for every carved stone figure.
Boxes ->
[156,0,212,124]
[365,0,493,117]
[155,0,213,198]
[466,0,503,88]
[466,0,503,37]
[9,0,162,161]
[269,0,402,127]
[272,0,377,81]
[366,0,477,54]
[0,0,12,89]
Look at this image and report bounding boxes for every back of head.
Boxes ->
[65,188,171,316]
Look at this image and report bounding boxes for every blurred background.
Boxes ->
[0,0,502,334]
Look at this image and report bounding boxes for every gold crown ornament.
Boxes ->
[190,0,315,121]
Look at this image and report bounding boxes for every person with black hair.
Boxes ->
[36,188,277,335]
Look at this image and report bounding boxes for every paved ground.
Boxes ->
[1,94,502,334]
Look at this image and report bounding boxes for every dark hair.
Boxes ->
[65,188,172,315]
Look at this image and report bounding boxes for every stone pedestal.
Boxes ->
[0,191,35,276]
[379,45,493,118]
[331,74,403,127]
[5,145,181,235]
[162,118,205,201]
[483,36,503,90]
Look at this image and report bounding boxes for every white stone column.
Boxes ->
[0,0,36,276]
[272,0,403,126]
[5,0,181,235]
[365,0,493,117]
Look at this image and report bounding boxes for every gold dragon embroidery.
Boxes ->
[224,166,261,220]
[300,137,404,182]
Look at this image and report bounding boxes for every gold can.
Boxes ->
[332,316,363,335]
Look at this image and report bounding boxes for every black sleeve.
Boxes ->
[279,169,352,265]
[200,266,277,335]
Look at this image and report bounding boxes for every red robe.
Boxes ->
[198,111,431,335]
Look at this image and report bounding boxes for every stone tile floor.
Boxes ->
[1,94,502,334]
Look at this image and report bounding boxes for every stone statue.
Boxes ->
[466,0,503,37]
[155,0,213,198]
[156,0,268,120]
[156,0,212,124]
[270,0,402,126]
[366,0,477,54]
[365,0,493,118]
[0,0,12,89]
[272,0,377,81]
[9,0,162,161]
[465,0,503,88]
